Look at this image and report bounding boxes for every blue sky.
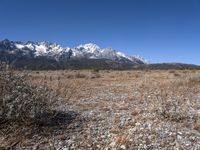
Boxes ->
[0,0,200,64]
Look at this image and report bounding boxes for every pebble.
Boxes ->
[177,135,182,140]
[110,141,116,147]
[120,145,126,149]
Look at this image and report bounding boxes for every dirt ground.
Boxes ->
[1,70,200,149]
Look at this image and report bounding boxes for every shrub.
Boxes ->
[75,72,86,78]
[154,92,199,123]
[66,74,74,79]
[168,70,175,74]
[0,62,56,124]
[189,76,200,83]
[92,68,99,73]
[173,73,181,77]
[158,100,187,122]
[90,72,101,79]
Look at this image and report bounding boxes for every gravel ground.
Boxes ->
[0,70,200,150]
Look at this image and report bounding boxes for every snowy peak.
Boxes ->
[77,43,100,53]
[0,39,148,64]
[73,44,148,64]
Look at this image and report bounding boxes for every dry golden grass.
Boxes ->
[1,69,200,149]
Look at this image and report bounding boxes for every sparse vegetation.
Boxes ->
[189,76,200,83]
[0,68,200,149]
[0,63,56,123]
[92,68,100,73]
[75,72,86,78]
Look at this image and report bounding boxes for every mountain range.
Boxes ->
[0,39,199,70]
[0,39,148,69]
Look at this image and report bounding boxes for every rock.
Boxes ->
[120,145,126,149]
[109,141,116,147]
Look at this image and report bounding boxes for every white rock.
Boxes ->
[120,145,126,149]
[110,141,116,147]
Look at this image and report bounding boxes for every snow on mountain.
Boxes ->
[72,44,149,64]
[133,55,150,64]
[0,39,148,64]
[77,43,100,53]
[15,43,25,49]
[25,43,34,50]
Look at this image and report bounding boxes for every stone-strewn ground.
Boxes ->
[1,70,200,149]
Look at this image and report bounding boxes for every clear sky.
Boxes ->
[0,0,200,64]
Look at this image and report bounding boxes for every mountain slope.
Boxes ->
[132,63,200,70]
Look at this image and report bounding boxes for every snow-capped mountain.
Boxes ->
[0,39,148,65]
[73,43,149,64]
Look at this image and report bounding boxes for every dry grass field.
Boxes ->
[1,69,200,149]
